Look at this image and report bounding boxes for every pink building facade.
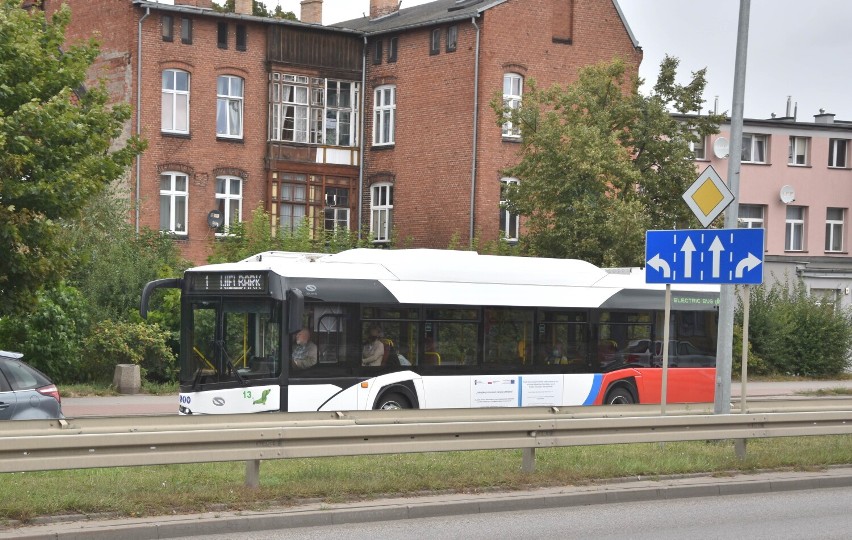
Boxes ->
[694,110,852,309]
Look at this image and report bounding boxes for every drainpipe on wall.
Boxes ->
[469,15,481,245]
[135,7,150,234]
[358,36,367,240]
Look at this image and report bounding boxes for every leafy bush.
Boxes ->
[737,280,852,377]
[732,323,770,376]
[82,320,176,383]
[0,283,90,382]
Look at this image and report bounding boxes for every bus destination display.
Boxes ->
[189,273,268,293]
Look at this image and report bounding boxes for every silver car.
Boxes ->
[0,351,63,420]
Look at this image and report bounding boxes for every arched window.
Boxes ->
[502,73,523,138]
[370,183,394,243]
[162,69,190,134]
[500,178,519,242]
[215,176,243,235]
[160,172,188,235]
[373,85,396,146]
[217,75,243,138]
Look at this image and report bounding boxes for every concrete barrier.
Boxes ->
[112,364,141,394]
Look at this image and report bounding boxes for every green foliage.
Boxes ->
[0,1,145,316]
[82,320,176,383]
[61,191,188,322]
[492,57,724,265]
[732,322,769,376]
[212,0,297,19]
[208,207,373,263]
[0,283,90,381]
[737,280,852,377]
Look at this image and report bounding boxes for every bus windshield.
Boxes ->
[182,298,281,388]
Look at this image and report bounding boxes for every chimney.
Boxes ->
[370,0,399,19]
[815,109,836,124]
[234,0,252,15]
[301,0,323,24]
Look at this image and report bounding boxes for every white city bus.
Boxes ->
[141,249,719,414]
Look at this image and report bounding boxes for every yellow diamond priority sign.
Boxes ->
[682,165,734,227]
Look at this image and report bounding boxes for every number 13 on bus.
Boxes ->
[140,249,719,415]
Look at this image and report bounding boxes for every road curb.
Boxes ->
[4,467,852,539]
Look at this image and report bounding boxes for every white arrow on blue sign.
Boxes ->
[645,228,765,285]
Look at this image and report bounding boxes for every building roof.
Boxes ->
[333,0,505,34]
[132,0,361,34]
[334,0,639,48]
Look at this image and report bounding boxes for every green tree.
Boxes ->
[0,1,145,316]
[494,57,724,266]
[213,0,297,19]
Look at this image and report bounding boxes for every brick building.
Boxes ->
[41,0,641,263]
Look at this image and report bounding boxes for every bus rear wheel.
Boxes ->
[376,392,410,410]
[605,387,634,405]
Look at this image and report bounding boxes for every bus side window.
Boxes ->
[316,311,350,365]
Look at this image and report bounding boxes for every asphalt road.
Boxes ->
[168,486,852,540]
[60,379,852,417]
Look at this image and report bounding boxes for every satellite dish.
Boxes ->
[713,137,730,158]
[780,185,796,204]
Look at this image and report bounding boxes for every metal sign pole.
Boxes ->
[661,284,671,415]
[715,0,751,415]
[741,285,750,412]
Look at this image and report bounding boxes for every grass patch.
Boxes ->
[1,436,851,523]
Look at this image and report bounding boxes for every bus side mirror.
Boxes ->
[287,288,304,334]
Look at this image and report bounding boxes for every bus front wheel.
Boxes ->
[376,392,410,410]
[604,387,634,405]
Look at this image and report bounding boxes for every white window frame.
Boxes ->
[373,85,396,146]
[160,172,188,235]
[162,69,190,134]
[785,205,805,251]
[269,74,359,146]
[216,75,243,139]
[502,73,523,138]
[788,136,809,166]
[324,80,359,147]
[370,183,394,243]
[829,138,848,168]
[691,134,707,160]
[825,207,844,253]
[738,204,765,228]
[500,177,520,242]
[741,133,767,164]
[215,176,243,236]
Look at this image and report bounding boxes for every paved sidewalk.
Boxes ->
[3,467,852,540]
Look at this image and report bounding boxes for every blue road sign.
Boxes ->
[645,228,765,284]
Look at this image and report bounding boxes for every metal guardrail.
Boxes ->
[1,399,851,477]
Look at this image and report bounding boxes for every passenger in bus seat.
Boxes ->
[291,328,318,369]
[362,325,385,366]
[546,343,568,365]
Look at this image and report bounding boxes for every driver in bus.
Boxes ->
[291,328,318,369]
[362,325,385,367]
